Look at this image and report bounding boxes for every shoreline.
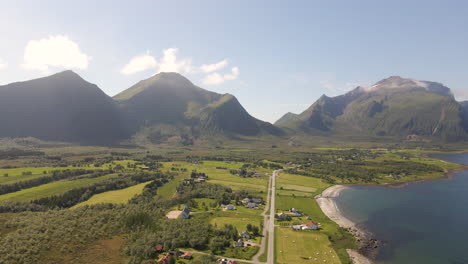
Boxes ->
[315,185,377,264]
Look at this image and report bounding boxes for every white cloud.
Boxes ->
[224,67,240,80]
[22,35,90,72]
[201,67,240,85]
[121,48,193,75]
[0,59,7,70]
[120,53,157,75]
[158,48,192,73]
[200,59,228,73]
[201,73,225,85]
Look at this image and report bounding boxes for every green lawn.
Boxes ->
[0,173,119,202]
[275,172,356,264]
[276,227,340,264]
[0,166,85,185]
[73,180,152,207]
[209,211,263,243]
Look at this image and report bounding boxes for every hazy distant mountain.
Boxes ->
[277,76,468,141]
[0,71,128,144]
[115,72,283,143]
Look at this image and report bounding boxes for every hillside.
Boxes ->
[115,72,283,143]
[277,76,468,141]
[0,71,128,144]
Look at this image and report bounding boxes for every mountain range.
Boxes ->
[0,71,467,144]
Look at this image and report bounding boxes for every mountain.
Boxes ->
[0,71,128,144]
[277,76,468,141]
[114,72,283,142]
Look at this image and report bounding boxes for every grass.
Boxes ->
[275,172,356,264]
[275,227,341,264]
[0,166,85,185]
[258,233,268,262]
[161,161,270,199]
[223,246,259,260]
[0,173,118,202]
[73,180,152,207]
[209,211,263,242]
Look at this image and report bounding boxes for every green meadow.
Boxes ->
[74,180,152,207]
[0,173,118,202]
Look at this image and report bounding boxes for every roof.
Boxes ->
[303,221,319,226]
[181,252,192,257]
[155,244,164,251]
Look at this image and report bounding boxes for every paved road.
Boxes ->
[266,169,278,264]
[192,169,280,264]
[252,169,275,264]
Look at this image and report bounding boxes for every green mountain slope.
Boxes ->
[0,71,128,144]
[278,76,468,141]
[115,72,283,141]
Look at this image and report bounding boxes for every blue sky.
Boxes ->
[1,0,468,122]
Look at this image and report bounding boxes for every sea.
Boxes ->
[334,152,468,264]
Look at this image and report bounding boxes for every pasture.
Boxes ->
[73,180,152,207]
[0,173,118,202]
[275,227,340,264]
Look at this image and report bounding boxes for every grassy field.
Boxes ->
[0,166,87,185]
[275,172,356,264]
[276,227,340,264]
[161,161,271,199]
[73,180,152,207]
[0,173,118,202]
[209,211,263,243]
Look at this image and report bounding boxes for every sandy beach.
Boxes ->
[315,185,375,264]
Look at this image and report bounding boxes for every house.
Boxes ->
[180,252,193,259]
[240,230,250,239]
[180,204,190,219]
[184,178,194,183]
[154,244,164,253]
[229,261,239,264]
[302,221,320,230]
[235,239,244,247]
[215,166,228,170]
[197,178,206,182]
[276,213,291,221]
[226,204,236,210]
[157,255,170,264]
[292,224,303,231]
[289,208,297,213]
[245,202,257,209]
[252,198,262,204]
[242,198,251,204]
[141,166,150,170]
[253,173,261,177]
[292,211,303,217]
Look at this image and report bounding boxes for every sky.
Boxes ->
[1,0,468,123]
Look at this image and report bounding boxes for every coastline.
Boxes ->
[315,185,376,264]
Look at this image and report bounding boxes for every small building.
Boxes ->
[245,202,257,209]
[289,208,297,213]
[180,252,193,259]
[141,166,150,170]
[215,166,228,170]
[240,231,250,239]
[302,221,320,230]
[277,212,290,221]
[235,239,244,247]
[180,204,190,219]
[252,198,262,204]
[253,173,261,177]
[166,205,190,219]
[242,198,251,204]
[292,212,303,217]
[157,255,170,264]
[226,204,236,210]
[155,244,164,253]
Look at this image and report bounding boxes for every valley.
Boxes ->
[0,144,460,264]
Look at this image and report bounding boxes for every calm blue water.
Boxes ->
[334,153,468,264]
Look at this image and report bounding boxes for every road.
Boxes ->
[191,169,280,264]
[251,169,279,264]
